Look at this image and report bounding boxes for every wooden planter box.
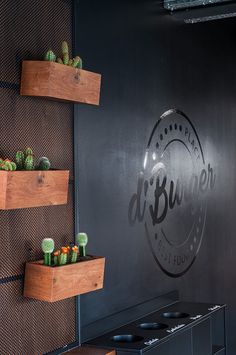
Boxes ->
[20,61,101,105]
[0,170,69,209]
[24,256,105,302]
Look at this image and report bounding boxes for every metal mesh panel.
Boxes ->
[1,280,76,355]
[0,0,73,84]
[0,0,76,354]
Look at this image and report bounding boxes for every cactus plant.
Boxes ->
[37,157,51,171]
[57,57,63,64]
[68,59,73,66]
[16,151,25,170]
[58,247,68,265]
[76,232,88,257]
[10,162,17,171]
[44,50,56,62]
[71,246,79,263]
[53,250,60,266]
[61,41,69,55]
[4,161,13,171]
[24,154,34,170]
[42,238,55,266]
[25,147,33,156]
[63,52,69,65]
[72,56,82,69]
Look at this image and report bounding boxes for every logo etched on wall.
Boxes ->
[128,109,215,277]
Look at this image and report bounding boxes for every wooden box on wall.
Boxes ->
[24,256,105,302]
[0,170,69,209]
[20,61,101,105]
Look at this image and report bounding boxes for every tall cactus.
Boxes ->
[25,147,33,156]
[42,238,55,266]
[15,151,25,170]
[71,246,79,263]
[24,154,34,170]
[62,41,69,65]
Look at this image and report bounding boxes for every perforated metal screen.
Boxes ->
[0,1,76,354]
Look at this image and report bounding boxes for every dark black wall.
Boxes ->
[75,1,236,353]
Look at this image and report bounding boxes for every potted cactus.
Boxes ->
[21,41,101,105]
[23,234,105,302]
[0,147,69,210]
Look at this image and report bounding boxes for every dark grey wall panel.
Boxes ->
[74,0,236,353]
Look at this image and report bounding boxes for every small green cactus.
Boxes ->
[0,158,4,165]
[42,238,55,266]
[63,52,69,65]
[24,155,34,170]
[37,157,51,171]
[10,162,17,171]
[76,232,88,257]
[68,59,73,66]
[71,246,79,263]
[62,41,69,55]
[72,56,82,69]
[25,147,33,156]
[16,151,25,170]
[57,57,63,64]
[4,161,13,171]
[44,50,56,62]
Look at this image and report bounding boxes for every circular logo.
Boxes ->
[129,109,215,277]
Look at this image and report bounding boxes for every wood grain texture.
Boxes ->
[20,61,101,105]
[0,170,69,209]
[65,346,115,355]
[24,256,105,302]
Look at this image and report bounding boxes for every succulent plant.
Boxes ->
[44,50,56,62]
[42,238,55,266]
[37,157,51,171]
[76,232,88,257]
[16,151,25,170]
[24,154,34,170]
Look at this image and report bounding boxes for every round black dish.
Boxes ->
[138,322,168,330]
[162,312,189,319]
[111,335,144,343]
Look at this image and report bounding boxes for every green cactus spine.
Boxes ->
[37,157,51,171]
[44,50,56,62]
[76,232,88,257]
[15,151,24,170]
[24,154,34,170]
[42,238,55,266]
[57,57,63,64]
[68,59,73,66]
